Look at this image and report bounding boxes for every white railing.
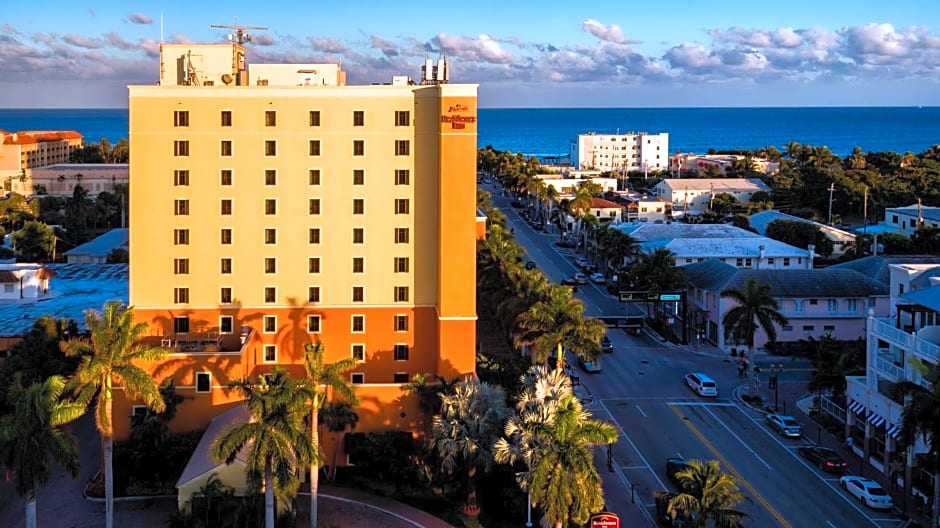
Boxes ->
[875,356,904,380]
[820,395,846,422]
[872,319,914,348]
[916,339,940,363]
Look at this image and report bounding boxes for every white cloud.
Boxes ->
[127,13,152,25]
[435,33,512,64]
[582,19,631,44]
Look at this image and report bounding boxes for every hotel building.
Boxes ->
[125,41,478,445]
[569,131,669,173]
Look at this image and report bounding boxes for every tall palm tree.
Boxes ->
[0,375,85,528]
[302,340,359,528]
[429,377,510,515]
[604,229,639,273]
[63,301,169,528]
[320,401,359,482]
[494,394,618,528]
[667,459,748,528]
[211,368,317,528]
[720,278,789,357]
[514,285,605,369]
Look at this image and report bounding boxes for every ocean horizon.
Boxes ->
[2,106,939,159]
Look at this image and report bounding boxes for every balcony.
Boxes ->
[875,355,904,381]
[871,318,940,363]
[145,326,252,354]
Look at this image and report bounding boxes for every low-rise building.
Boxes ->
[748,210,856,259]
[586,198,625,224]
[881,204,940,236]
[669,153,780,176]
[63,228,128,263]
[653,178,771,217]
[18,163,129,197]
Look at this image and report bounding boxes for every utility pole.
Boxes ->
[863,186,868,233]
[827,183,836,225]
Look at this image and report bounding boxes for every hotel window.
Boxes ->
[220,287,232,304]
[174,110,189,127]
[174,229,189,245]
[174,170,189,186]
[264,287,276,303]
[174,258,189,275]
[353,228,364,244]
[353,199,364,215]
[353,257,364,273]
[265,199,277,215]
[353,110,365,126]
[174,287,189,304]
[353,169,364,185]
[220,228,232,245]
[221,199,233,215]
[308,286,320,303]
[309,169,321,185]
[309,140,321,156]
[264,258,276,274]
[394,315,408,331]
[220,140,233,157]
[219,316,233,334]
[265,169,277,186]
[221,110,232,127]
[351,315,365,333]
[394,199,410,214]
[263,315,277,333]
[394,257,409,273]
[174,199,189,215]
[351,373,364,384]
[309,257,320,273]
[395,169,410,185]
[174,317,190,333]
[220,258,232,274]
[307,315,321,333]
[265,228,276,244]
[264,140,277,156]
[351,345,365,362]
[195,372,211,393]
[309,228,321,244]
[309,199,321,215]
[395,140,410,156]
[394,373,409,383]
[173,141,189,156]
[393,344,409,361]
[221,169,233,186]
[265,110,276,127]
[395,110,410,126]
[309,110,320,126]
[353,140,365,156]
[352,286,364,302]
[394,227,409,244]
[394,286,409,302]
[263,345,277,363]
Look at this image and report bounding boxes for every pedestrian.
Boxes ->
[846,436,854,452]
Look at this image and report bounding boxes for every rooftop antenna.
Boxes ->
[160,13,164,43]
[211,18,268,45]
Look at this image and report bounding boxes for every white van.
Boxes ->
[684,372,718,397]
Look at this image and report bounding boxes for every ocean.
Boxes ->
[1,107,938,158]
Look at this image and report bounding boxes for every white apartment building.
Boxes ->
[653,178,772,217]
[570,131,669,173]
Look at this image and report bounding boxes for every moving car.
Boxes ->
[655,491,694,527]
[665,458,692,491]
[840,475,894,509]
[684,372,718,397]
[601,335,613,353]
[525,260,537,270]
[590,272,606,284]
[578,354,602,373]
[798,446,848,473]
[765,414,803,438]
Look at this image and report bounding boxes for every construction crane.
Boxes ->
[210,19,267,45]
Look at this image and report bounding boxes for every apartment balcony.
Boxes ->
[142,326,253,354]
[871,318,940,364]
[874,351,904,382]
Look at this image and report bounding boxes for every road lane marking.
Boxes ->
[598,399,668,491]
[666,401,737,407]
[621,465,650,470]
[635,404,648,418]
[668,403,793,528]
[703,407,773,470]
[825,521,836,528]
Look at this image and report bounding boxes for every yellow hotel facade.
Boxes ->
[124,42,478,448]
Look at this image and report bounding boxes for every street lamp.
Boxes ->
[769,363,784,412]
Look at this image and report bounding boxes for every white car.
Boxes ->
[840,476,894,509]
[589,272,606,284]
[765,414,803,438]
[684,372,718,397]
[575,257,590,268]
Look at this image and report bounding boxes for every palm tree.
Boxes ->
[211,368,317,528]
[63,301,169,528]
[494,393,618,528]
[668,459,748,528]
[514,285,606,369]
[898,360,940,527]
[320,401,359,482]
[302,340,359,528]
[429,377,510,515]
[0,375,85,528]
[720,278,789,357]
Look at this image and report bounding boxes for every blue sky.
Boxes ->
[2,0,939,108]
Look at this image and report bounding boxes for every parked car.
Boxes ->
[573,273,589,284]
[665,458,692,491]
[601,335,613,353]
[655,491,694,526]
[840,475,894,509]
[575,257,589,268]
[578,354,602,373]
[765,414,803,438]
[798,446,848,473]
[525,260,537,270]
[590,272,606,284]
[684,372,718,397]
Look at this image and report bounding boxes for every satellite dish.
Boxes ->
[221,73,233,85]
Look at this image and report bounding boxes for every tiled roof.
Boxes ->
[176,405,251,488]
[656,237,807,258]
[63,229,129,258]
[590,197,623,209]
[830,256,940,285]
[911,268,940,290]
[682,259,889,297]
[0,270,19,283]
[3,131,83,145]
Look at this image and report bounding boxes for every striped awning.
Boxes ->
[867,411,886,428]
[848,400,865,415]
[887,423,902,440]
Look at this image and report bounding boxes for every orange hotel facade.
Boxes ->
[123,42,478,454]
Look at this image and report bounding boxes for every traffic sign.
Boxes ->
[659,294,681,301]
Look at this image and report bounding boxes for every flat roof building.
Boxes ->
[570,131,669,173]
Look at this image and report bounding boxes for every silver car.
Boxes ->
[765,414,802,438]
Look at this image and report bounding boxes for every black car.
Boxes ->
[601,335,613,353]
[798,446,848,473]
[666,458,692,490]
[655,491,694,527]
[525,260,537,270]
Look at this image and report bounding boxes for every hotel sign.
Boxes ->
[589,512,620,528]
[441,103,476,129]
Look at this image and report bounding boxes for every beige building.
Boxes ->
[14,163,128,197]
[0,130,84,191]
[125,42,479,452]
